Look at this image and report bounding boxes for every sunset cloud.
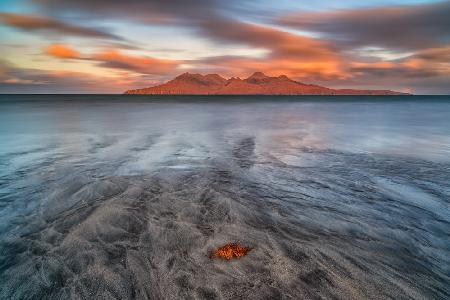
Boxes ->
[186,18,347,80]
[0,59,156,93]
[277,1,450,51]
[195,55,346,81]
[44,44,181,75]
[92,50,179,75]
[0,12,121,40]
[25,0,348,82]
[350,47,450,78]
[199,19,338,60]
[45,44,81,59]
[1,0,449,93]
[30,0,237,24]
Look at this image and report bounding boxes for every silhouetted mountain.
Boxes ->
[124,72,408,95]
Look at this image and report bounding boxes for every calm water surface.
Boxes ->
[0,95,449,299]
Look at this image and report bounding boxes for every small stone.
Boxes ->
[210,243,252,260]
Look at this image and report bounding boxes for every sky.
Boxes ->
[0,0,449,94]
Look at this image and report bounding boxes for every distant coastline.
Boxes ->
[124,72,409,95]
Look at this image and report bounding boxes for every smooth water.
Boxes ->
[0,95,449,299]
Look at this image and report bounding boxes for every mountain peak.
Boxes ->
[175,72,198,79]
[205,73,223,78]
[204,73,226,83]
[247,72,269,79]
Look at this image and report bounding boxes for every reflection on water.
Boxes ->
[0,95,449,299]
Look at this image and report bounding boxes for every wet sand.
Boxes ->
[0,96,449,299]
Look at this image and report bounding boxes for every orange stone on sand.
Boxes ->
[210,243,252,260]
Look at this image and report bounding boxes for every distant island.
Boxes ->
[124,72,408,95]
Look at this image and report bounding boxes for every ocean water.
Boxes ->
[0,95,449,299]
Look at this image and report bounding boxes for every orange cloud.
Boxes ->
[350,46,450,78]
[201,18,339,61]
[195,55,346,82]
[46,44,81,59]
[194,18,348,81]
[44,44,180,75]
[93,50,179,74]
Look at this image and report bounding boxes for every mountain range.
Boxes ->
[124,72,407,95]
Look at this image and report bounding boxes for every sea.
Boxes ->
[0,95,449,299]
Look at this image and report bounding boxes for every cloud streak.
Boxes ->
[92,50,179,75]
[0,12,121,40]
[44,44,181,75]
[350,46,450,78]
[198,18,338,60]
[32,0,233,25]
[0,59,159,93]
[278,1,450,50]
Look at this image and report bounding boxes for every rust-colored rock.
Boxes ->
[124,72,409,95]
[210,243,252,260]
